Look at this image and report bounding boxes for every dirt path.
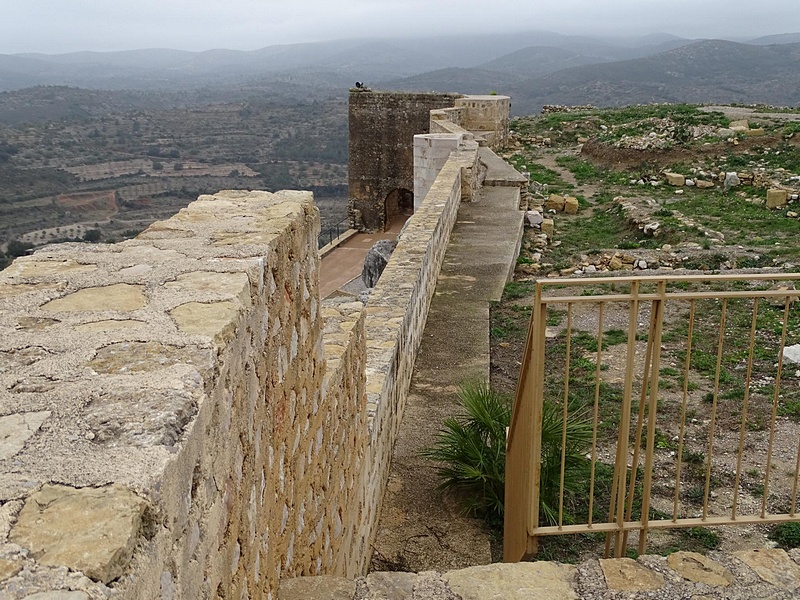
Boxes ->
[535,149,602,205]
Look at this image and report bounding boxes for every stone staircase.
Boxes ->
[279,548,800,599]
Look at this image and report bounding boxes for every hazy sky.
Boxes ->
[1,0,798,54]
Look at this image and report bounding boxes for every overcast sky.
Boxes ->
[1,0,798,54]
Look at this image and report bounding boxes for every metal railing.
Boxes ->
[318,218,350,250]
[504,273,800,562]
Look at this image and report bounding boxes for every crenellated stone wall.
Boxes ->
[348,91,507,233]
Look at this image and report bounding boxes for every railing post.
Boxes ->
[504,282,545,561]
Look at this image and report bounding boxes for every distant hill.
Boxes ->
[506,39,800,115]
[746,32,800,45]
[3,33,800,119]
[475,46,613,78]
[382,67,523,95]
[0,30,696,94]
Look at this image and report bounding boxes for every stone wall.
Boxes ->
[348,90,461,232]
[0,190,373,599]
[0,151,476,597]
[348,90,510,234]
[455,96,511,148]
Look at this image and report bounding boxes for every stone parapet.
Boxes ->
[354,149,471,568]
[0,190,373,598]
[0,175,470,597]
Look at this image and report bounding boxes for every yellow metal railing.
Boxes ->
[503,273,800,562]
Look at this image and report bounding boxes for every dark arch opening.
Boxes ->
[384,188,414,232]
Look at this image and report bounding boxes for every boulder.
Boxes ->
[745,128,765,137]
[541,219,555,239]
[361,239,397,288]
[524,210,543,227]
[696,180,715,189]
[730,119,749,129]
[783,344,800,366]
[724,172,741,190]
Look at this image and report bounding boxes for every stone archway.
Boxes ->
[384,188,414,232]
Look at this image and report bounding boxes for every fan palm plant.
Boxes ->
[423,380,592,524]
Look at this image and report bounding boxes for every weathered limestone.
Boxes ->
[454,95,511,148]
[545,193,566,211]
[0,411,50,460]
[281,549,800,599]
[278,575,356,600]
[767,188,789,208]
[599,557,664,591]
[564,196,579,215]
[444,562,577,600]
[733,548,800,592]
[665,172,686,186]
[667,551,732,586]
[10,484,149,584]
[0,190,375,598]
[413,133,466,208]
[41,283,146,312]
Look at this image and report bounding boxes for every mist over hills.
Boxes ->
[1,31,799,119]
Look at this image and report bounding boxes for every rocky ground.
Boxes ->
[489,104,800,562]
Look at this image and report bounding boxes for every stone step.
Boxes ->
[279,549,800,599]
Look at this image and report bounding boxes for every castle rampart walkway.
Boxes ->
[371,147,525,571]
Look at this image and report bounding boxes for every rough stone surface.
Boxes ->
[545,194,566,211]
[733,548,800,592]
[362,239,397,288]
[784,343,800,365]
[665,172,686,186]
[365,571,417,599]
[525,210,543,227]
[0,558,22,581]
[599,557,665,591]
[41,283,146,312]
[0,411,50,460]
[767,188,789,208]
[444,562,577,600]
[278,576,356,600]
[564,196,579,215]
[541,218,555,238]
[10,484,149,584]
[724,172,741,190]
[667,551,733,586]
[21,593,90,600]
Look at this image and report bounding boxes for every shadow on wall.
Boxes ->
[384,188,414,232]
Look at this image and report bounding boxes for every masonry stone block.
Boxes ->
[599,557,664,591]
[767,188,789,208]
[10,484,149,584]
